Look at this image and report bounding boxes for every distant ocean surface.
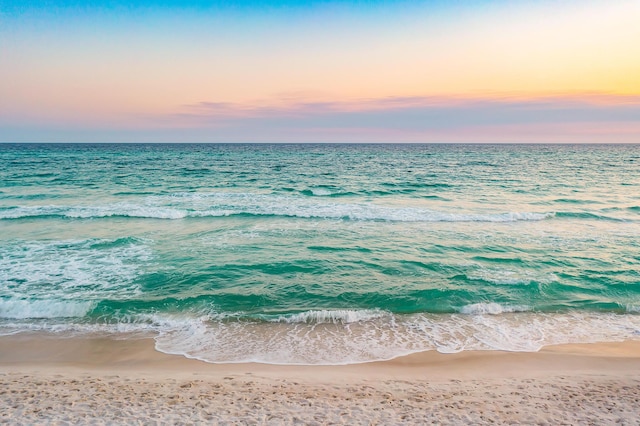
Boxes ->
[1,143,639,365]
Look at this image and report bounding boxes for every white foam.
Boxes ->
[272,309,388,324]
[2,309,640,365]
[0,311,211,337]
[0,299,95,319]
[0,238,151,300]
[185,193,554,222]
[0,320,159,337]
[150,310,640,365]
[310,188,333,196]
[627,305,640,313]
[1,193,556,223]
[0,204,187,220]
[459,303,530,315]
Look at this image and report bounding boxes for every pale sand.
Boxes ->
[1,335,640,425]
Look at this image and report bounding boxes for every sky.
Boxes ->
[1,0,639,142]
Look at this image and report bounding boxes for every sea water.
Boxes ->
[1,143,639,364]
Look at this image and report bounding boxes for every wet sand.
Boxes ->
[1,334,639,424]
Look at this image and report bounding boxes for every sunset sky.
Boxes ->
[1,0,639,142]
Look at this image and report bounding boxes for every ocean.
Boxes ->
[1,143,639,365]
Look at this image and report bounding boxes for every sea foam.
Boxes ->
[271,309,388,324]
[0,238,150,300]
[0,299,95,319]
[0,194,556,223]
[459,303,531,315]
[149,310,640,365]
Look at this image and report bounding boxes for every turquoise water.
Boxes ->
[1,143,639,364]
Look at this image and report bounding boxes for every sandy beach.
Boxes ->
[1,335,639,424]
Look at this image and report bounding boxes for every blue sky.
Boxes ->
[1,0,639,142]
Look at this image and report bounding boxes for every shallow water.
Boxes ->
[1,143,639,364]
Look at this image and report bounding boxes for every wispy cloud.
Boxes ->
[160,93,640,142]
[3,93,639,143]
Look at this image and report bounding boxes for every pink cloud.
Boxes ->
[150,93,640,142]
[3,93,639,143]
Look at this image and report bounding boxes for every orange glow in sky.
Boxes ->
[1,0,638,142]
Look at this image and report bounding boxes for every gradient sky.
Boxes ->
[1,0,639,142]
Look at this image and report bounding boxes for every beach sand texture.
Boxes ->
[1,336,640,425]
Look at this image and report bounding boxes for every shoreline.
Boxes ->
[2,334,640,424]
[2,333,640,377]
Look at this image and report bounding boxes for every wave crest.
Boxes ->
[271,309,388,324]
[0,299,95,319]
[459,303,531,315]
[0,194,556,223]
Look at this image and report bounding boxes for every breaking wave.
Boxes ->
[0,193,557,223]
